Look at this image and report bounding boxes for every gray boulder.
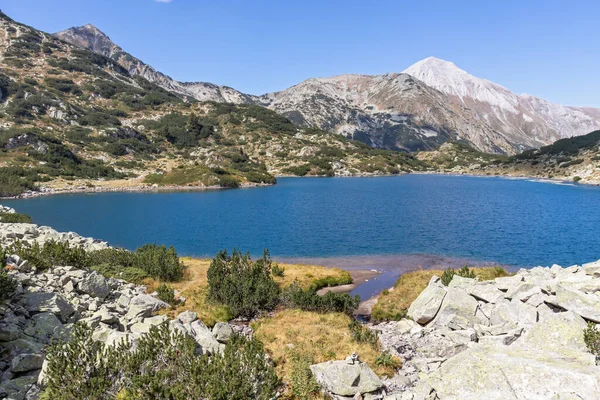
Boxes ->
[430,287,480,328]
[77,271,110,300]
[407,276,447,325]
[212,322,234,343]
[129,294,169,312]
[24,293,74,323]
[555,284,600,323]
[310,360,384,397]
[25,312,63,343]
[11,353,44,372]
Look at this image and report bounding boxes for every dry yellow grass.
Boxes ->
[144,257,353,326]
[252,310,398,386]
[371,266,510,321]
[273,263,352,289]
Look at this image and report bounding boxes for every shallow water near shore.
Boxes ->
[5,175,600,294]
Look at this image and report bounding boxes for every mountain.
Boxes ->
[257,73,515,153]
[0,12,426,197]
[54,24,254,104]
[404,57,600,149]
[54,25,600,156]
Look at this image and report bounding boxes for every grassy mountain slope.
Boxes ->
[0,12,426,197]
[418,131,600,184]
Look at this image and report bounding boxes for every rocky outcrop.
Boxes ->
[373,260,600,400]
[0,223,109,252]
[310,358,384,398]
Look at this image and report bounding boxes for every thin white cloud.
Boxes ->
[155,0,173,3]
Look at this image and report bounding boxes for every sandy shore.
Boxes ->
[1,182,272,200]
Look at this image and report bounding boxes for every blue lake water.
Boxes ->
[4,175,600,298]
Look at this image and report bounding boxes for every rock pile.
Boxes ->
[373,262,600,400]
[0,207,15,214]
[0,223,109,252]
[0,220,243,400]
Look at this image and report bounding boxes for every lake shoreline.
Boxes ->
[5,169,598,200]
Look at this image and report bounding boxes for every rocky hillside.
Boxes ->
[54,24,253,104]
[419,130,600,184]
[0,12,426,198]
[258,73,513,154]
[405,57,600,150]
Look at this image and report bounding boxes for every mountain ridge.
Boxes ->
[53,24,600,155]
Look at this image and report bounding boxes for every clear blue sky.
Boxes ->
[2,0,598,106]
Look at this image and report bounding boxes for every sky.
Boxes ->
[2,0,599,107]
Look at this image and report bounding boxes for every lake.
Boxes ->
[5,175,600,299]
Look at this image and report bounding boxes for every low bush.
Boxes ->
[348,320,378,347]
[288,352,320,400]
[584,322,600,359]
[271,264,285,277]
[156,283,175,305]
[8,241,184,282]
[441,265,476,286]
[207,249,280,318]
[283,282,360,315]
[135,244,183,282]
[0,269,17,301]
[8,240,88,271]
[0,212,32,223]
[41,323,280,400]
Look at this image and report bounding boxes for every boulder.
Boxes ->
[190,320,224,355]
[407,276,447,325]
[78,271,110,300]
[26,312,63,343]
[177,310,198,324]
[25,292,74,323]
[430,287,480,328]
[555,284,600,322]
[11,353,44,372]
[129,294,169,312]
[310,360,384,397]
[418,344,600,400]
[130,316,168,335]
[212,322,234,343]
[467,283,504,304]
[124,305,152,321]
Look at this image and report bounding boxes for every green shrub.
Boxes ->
[272,264,285,277]
[289,353,320,400]
[135,244,183,282]
[90,264,148,283]
[41,323,280,400]
[207,249,280,318]
[375,352,400,369]
[441,265,476,286]
[217,175,240,188]
[157,283,175,305]
[573,176,582,182]
[348,320,378,348]
[245,171,277,185]
[0,212,32,223]
[0,269,17,301]
[8,240,88,271]
[584,322,600,359]
[283,282,360,316]
[8,241,183,282]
